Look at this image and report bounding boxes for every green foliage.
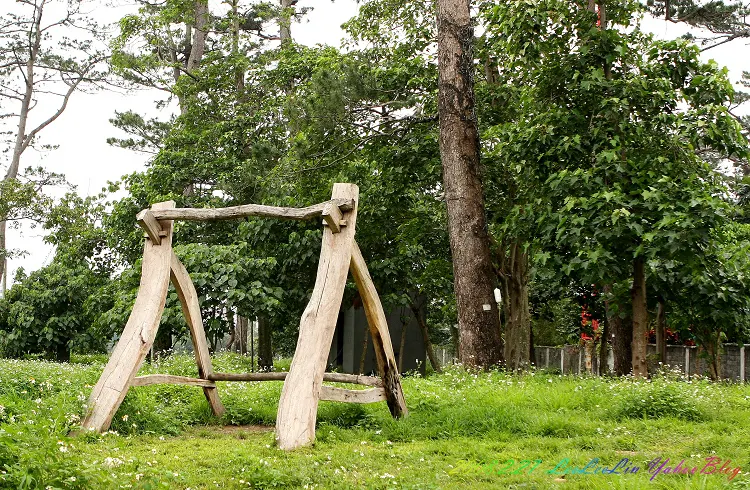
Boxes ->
[96,242,282,351]
[482,0,747,280]
[0,359,115,489]
[0,260,110,361]
[614,379,705,421]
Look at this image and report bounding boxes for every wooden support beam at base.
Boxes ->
[208,372,383,387]
[132,374,216,388]
[319,386,386,404]
[170,252,225,417]
[150,198,355,222]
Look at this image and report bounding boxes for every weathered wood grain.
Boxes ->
[170,252,225,416]
[136,209,164,245]
[132,374,216,388]
[350,241,408,418]
[319,386,386,404]
[150,198,355,222]
[275,184,359,450]
[208,372,383,387]
[321,201,344,233]
[81,201,175,433]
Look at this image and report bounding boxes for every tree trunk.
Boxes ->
[231,0,245,98]
[398,318,408,373]
[237,315,248,355]
[436,0,503,368]
[631,258,649,377]
[655,299,667,365]
[0,2,43,284]
[187,0,208,71]
[226,325,236,352]
[704,331,722,380]
[607,292,632,376]
[410,302,442,373]
[257,316,273,370]
[279,0,293,45]
[1,258,6,295]
[502,244,530,371]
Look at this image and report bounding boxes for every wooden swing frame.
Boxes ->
[80,183,407,450]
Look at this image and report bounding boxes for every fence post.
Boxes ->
[740,346,745,383]
[560,348,565,374]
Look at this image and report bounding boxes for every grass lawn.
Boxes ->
[0,354,749,489]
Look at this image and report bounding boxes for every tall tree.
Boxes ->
[436,0,503,367]
[483,0,748,376]
[0,0,107,286]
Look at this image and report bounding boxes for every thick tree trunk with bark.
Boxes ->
[236,315,248,355]
[257,316,273,370]
[188,0,208,71]
[631,258,649,377]
[607,293,632,376]
[226,313,248,354]
[436,0,503,368]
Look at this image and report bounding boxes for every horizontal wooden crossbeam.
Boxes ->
[132,374,217,388]
[131,373,386,405]
[149,198,355,222]
[208,372,383,387]
[319,386,386,404]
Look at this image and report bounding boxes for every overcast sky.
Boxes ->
[6,1,750,283]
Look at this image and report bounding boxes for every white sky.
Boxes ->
[5,1,750,282]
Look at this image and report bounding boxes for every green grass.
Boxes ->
[0,355,749,489]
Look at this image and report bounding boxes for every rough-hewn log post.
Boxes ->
[81,201,175,433]
[350,242,408,418]
[275,184,359,450]
[170,252,225,416]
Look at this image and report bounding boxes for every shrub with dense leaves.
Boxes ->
[0,261,109,362]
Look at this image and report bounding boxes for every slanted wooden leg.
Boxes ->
[275,184,359,450]
[81,201,175,433]
[350,241,408,418]
[170,252,225,417]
